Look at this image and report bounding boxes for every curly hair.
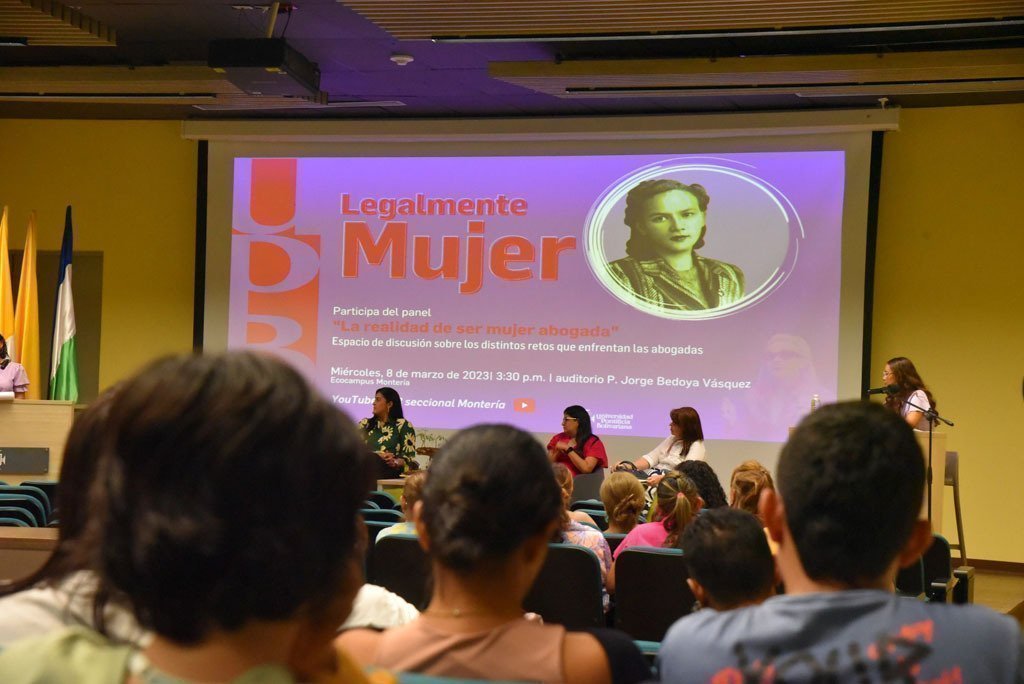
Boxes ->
[729,460,775,519]
[676,460,728,509]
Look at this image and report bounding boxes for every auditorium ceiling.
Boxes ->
[0,0,1022,119]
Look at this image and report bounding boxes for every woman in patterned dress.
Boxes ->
[359,387,418,479]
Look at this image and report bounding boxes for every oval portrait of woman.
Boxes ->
[585,160,798,320]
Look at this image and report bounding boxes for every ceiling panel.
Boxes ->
[0,0,115,46]
[343,1,1024,39]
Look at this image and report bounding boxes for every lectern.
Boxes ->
[0,400,75,483]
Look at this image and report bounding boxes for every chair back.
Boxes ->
[367,489,401,511]
[0,494,45,526]
[0,516,29,527]
[603,532,627,555]
[522,543,604,629]
[570,471,605,503]
[0,485,50,522]
[361,508,404,523]
[570,499,603,512]
[0,506,38,527]
[20,480,57,506]
[944,451,959,487]
[369,533,431,609]
[896,559,926,597]
[583,510,609,531]
[923,534,953,584]
[613,547,694,641]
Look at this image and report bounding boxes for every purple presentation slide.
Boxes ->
[228,152,845,442]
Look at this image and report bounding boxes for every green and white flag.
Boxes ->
[49,206,79,402]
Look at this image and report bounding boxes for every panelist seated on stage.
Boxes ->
[0,333,29,399]
[547,404,608,476]
[359,386,418,478]
[882,356,938,430]
[613,406,705,487]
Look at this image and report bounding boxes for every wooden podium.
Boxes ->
[915,430,946,535]
[0,400,75,483]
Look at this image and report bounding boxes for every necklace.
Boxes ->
[421,606,492,618]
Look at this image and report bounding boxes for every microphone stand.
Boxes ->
[904,396,955,524]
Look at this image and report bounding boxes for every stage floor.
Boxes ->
[974,569,1024,623]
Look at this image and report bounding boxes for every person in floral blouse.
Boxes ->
[359,387,418,478]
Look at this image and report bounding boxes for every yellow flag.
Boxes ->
[13,212,40,399]
[0,206,15,357]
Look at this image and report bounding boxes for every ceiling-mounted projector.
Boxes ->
[208,38,320,97]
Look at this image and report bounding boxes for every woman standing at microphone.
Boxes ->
[882,356,937,430]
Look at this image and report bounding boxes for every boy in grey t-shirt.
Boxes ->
[657,401,1021,683]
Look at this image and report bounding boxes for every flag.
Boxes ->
[49,207,79,402]
[13,212,40,399]
[0,206,15,359]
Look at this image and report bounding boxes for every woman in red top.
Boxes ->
[547,405,608,476]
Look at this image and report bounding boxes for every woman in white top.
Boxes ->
[882,356,937,430]
[614,406,705,486]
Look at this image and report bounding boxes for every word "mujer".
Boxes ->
[342,220,576,295]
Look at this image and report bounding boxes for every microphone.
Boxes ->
[865,384,900,396]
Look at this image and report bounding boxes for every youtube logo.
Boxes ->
[513,398,535,413]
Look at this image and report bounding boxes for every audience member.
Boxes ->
[608,473,701,592]
[376,470,427,542]
[0,388,143,647]
[338,424,647,684]
[658,401,1022,682]
[553,463,613,610]
[675,460,728,509]
[599,472,645,535]
[679,508,775,611]
[729,459,774,522]
[0,352,383,684]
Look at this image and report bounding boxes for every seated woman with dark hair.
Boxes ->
[338,424,647,684]
[360,386,418,478]
[608,473,702,593]
[675,460,729,509]
[547,405,608,476]
[0,387,144,646]
[0,352,383,684]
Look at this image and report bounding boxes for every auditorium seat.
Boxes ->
[0,517,29,527]
[369,533,431,609]
[522,543,604,629]
[570,499,603,512]
[367,489,401,511]
[613,547,694,641]
[0,494,45,527]
[0,506,39,527]
[603,533,627,554]
[0,485,51,524]
[570,471,605,503]
[361,508,404,523]
[19,481,57,513]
